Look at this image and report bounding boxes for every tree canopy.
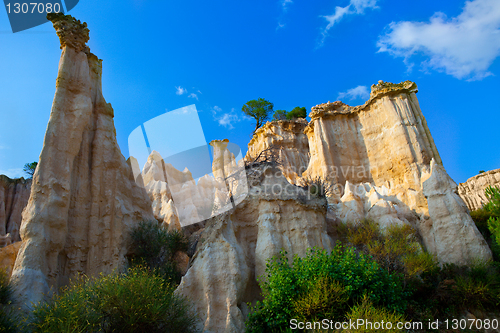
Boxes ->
[272,106,307,121]
[242,98,273,134]
[23,161,37,179]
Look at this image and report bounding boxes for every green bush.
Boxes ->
[245,245,409,333]
[30,266,197,333]
[286,107,307,120]
[130,221,188,283]
[272,110,287,121]
[342,220,437,278]
[345,295,406,333]
[0,269,21,333]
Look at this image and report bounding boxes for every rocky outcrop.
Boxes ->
[0,176,31,245]
[458,169,500,211]
[176,164,332,333]
[245,119,309,184]
[422,160,492,264]
[10,14,155,307]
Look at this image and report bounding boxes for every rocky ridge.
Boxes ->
[0,175,31,246]
[458,168,500,211]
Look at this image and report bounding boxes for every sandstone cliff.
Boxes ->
[458,169,500,211]
[0,175,31,245]
[10,14,155,306]
[176,163,332,332]
[245,119,309,184]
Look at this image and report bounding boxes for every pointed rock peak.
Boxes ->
[148,150,164,162]
[47,13,90,53]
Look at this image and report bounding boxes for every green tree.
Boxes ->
[272,109,287,121]
[286,106,307,120]
[23,161,38,179]
[242,98,273,134]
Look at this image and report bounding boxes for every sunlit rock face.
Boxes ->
[458,168,500,211]
[10,14,155,307]
[245,119,309,184]
[0,176,31,245]
[175,164,332,333]
[422,160,492,265]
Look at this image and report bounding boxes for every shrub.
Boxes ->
[30,266,197,333]
[245,245,409,333]
[272,110,287,121]
[0,269,21,333]
[301,177,332,199]
[286,107,307,120]
[342,219,437,278]
[130,221,188,283]
[345,295,406,333]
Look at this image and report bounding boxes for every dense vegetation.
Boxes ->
[272,107,307,121]
[0,221,196,333]
[246,215,500,332]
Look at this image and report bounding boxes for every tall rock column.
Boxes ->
[11,14,154,306]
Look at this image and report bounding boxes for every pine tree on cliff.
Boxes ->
[242,98,273,134]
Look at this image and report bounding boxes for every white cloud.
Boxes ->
[282,0,292,10]
[188,93,198,100]
[175,86,187,95]
[337,85,370,101]
[212,107,241,129]
[377,0,500,80]
[319,0,378,45]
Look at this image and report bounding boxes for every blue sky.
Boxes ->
[0,0,499,183]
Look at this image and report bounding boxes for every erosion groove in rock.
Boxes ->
[0,176,31,245]
[458,168,500,211]
[176,164,332,333]
[10,15,155,307]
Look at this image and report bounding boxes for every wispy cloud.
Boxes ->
[377,0,500,80]
[212,106,241,129]
[0,168,24,178]
[319,0,378,46]
[175,86,187,95]
[337,85,370,101]
[188,93,198,100]
[277,0,293,30]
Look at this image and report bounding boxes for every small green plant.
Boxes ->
[0,269,21,333]
[479,170,485,173]
[130,221,188,283]
[483,186,500,259]
[272,109,287,121]
[30,266,197,333]
[345,295,406,332]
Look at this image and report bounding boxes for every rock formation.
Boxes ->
[245,119,309,184]
[10,14,155,307]
[0,175,31,245]
[458,168,500,211]
[176,163,332,332]
[0,242,22,277]
[176,81,493,332]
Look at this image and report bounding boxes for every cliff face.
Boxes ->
[245,119,309,184]
[0,176,31,245]
[11,14,155,306]
[458,169,500,211]
[176,164,332,333]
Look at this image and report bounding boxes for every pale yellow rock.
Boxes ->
[245,119,309,184]
[0,176,31,243]
[422,159,492,264]
[176,164,332,333]
[0,241,22,277]
[458,168,500,211]
[10,15,155,307]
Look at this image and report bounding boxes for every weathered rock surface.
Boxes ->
[423,160,492,265]
[458,168,500,211]
[10,14,155,307]
[245,119,309,184]
[0,176,31,244]
[176,164,332,333]
[0,241,22,277]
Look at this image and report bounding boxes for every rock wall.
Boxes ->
[176,164,332,333]
[245,119,309,184]
[458,169,500,211]
[10,14,155,307]
[0,176,31,245]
